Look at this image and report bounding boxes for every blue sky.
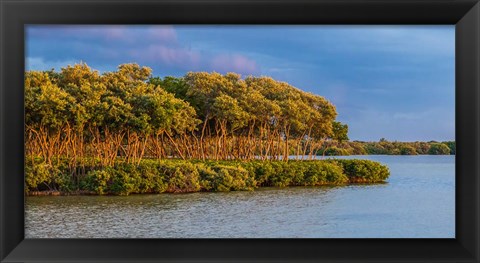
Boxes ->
[26,25,455,142]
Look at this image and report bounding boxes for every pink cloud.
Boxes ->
[147,26,177,43]
[130,46,259,75]
[129,45,201,68]
[28,25,178,43]
[103,27,128,40]
[28,25,133,43]
[210,54,259,75]
[29,26,260,75]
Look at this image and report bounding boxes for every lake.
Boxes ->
[25,155,455,238]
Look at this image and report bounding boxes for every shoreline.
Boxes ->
[26,181,389,197]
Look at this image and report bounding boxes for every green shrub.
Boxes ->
[241,161,274,186]
[25,161,53,191]
[323,162,349,184]
[166,162,201,193]
[26,157,390,195]
[266,161,291,187]
[442,141,455,155]
[323,146,351,156]
[206,165,255,191]
[335,159,389,183]
[136,161,168,193]
[428,143,451,155]
[24,158,76,192]
[288,161,307,186]
[198,163,219,191]
[109,164,140,195]
[400,145,417,155]
[53,171,77,192]
[303,161,347,185]
[83,169,113,195]
[349,142,367,155]
[364,143,388,155]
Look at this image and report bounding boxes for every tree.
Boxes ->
[25,71,76,165]
[332,121,349,142]
[428,143,451,155]
[400,145,417,155]
[442,141,455,155]
[26,64,344,166]
[149,76,189,101]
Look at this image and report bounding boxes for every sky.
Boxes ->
[26,25,455,142]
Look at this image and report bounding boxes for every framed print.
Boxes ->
[1,0,479,262]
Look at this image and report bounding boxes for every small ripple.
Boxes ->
[25,156,455,238]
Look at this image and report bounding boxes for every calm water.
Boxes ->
[25,155,455,238]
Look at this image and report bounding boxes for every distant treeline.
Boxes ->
[317,139,455,156]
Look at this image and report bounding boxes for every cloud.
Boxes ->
[210,54,259,75]
[26,57,77,71]
[28,25,178,43]
[26,25,455,141]
[129,45,201,68]
[315,26,455,58]
[27,25,260,76]
[147,27,177,43]
[267,67,296,73]
[28,25,128,41]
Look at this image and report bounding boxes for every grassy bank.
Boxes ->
[26,158,389,195]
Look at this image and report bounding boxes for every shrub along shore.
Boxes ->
[26,159,390,196]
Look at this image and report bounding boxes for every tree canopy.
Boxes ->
[26,63,345,169]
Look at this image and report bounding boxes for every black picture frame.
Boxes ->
[1,0,479,262]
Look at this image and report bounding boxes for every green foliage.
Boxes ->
[25,71,76,129]
[165,162,202,193]
[266,161,292,187]
[26,158,390,195]
[137,161,168,193]
[349,142,367,155]
[332,121,349,142]
[442,141,456,155]
[25,157,75,192]
[26,63,347,166]
[323,146,351,156]
[334,159,390,183]
[109,164,140,195]
[83,169,112,195]
[240,161,275,186]
[149,76,189,101]
[53,171,77,193]
[428,143,451,155]
[81,161,170,195]
[317,140,455,156]
[363,143,388,155]
[25,63,408,195]
[25,160,53,191]
[400,145,417,155]
[303,161,347,185]
[206,165,255,191]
